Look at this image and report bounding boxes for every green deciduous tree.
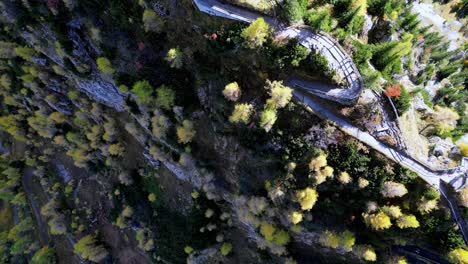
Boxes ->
[241,18,270,48]
[74,234,108,262]
[259,108,277,132]
[132,80,154,105]
[96,57,115,75]
[396,214,419,229]
[31,247,56,264]
[155,86,175,110]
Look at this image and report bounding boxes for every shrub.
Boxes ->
[223,82,241,102]
[241,18,270,48]
[155,86,175,110]
[229,103,253,124]
[176,120,196,144]
[96,57,115,75]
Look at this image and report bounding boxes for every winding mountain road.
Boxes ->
[190,0,468,244]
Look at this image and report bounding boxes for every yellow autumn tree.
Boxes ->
[296,187,318,211]
[389,256,408,264]
[418,197,438,214]
[229,103,253,124]
[363,211,392,230]
[358,177,369,189]
[289,211,303,225]
[459,142,468,157]
[309,154,327,171]
[319,230,339,249]
[223,82,241,102]
[448,248,468,264]
[338,171,352,184]
[396,214,419,229]
[381,205,402,219]
[356,245,377,262]
[177,120,196,144]
[265,80,292,109]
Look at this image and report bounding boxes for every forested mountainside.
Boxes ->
[0,0,467,263]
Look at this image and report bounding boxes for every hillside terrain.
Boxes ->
[0,0,467,263]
